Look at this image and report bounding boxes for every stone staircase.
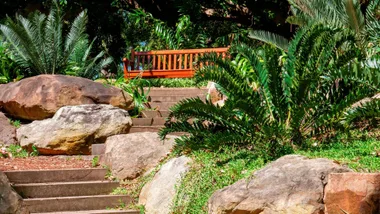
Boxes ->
[4,168,138,214]
[129,87,208,133]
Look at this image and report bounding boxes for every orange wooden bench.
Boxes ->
[123,47,229,79]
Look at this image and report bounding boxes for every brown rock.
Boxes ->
[208,155,352,214]
[0,171,23,214]
[324,173,380,214]
[17,104,132,155]
[0,112,17,145]
[104,132,176,180]
[0,75,133,120]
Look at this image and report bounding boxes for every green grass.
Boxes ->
[171,148,266,213]
[297,139,380,172]
[142,78,207,88]
[170,137,380,213]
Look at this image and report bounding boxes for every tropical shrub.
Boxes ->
[159,24,380,159]
[0,0,112,78]
[0,38,21,83]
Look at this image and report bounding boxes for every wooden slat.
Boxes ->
[189,54,193,69]
[142,55,145,70]
[174,55,177,69]
[184,54,188,69]
[168,55,172,70]
[152,55,156,70]
[179,54,182,69]
[147,55,151,70]
[130,49,135,71]
[157,55,161,69]
[136,55,140,70]
[163,55,167,70]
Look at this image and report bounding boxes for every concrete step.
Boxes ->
[5,168,107,184]
[32,210,139,214]
[148,102,177,111]
[13,181,119,198]
[141,110,170,118]
[148,95,205,102]
[23,195,132,213]
[132,118,167,126]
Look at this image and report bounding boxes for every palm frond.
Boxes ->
[249,30,290,52]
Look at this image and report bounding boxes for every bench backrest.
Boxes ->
[123,47,229,79]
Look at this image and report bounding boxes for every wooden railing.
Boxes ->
[123,47,229,79]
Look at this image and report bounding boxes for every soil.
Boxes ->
[0,156,98,171]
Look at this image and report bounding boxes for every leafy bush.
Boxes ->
[159,24,379,159]
[0,0,112,79]
[0,38,21,83]
[105,76,151,117]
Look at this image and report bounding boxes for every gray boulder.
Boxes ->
[208,155,352,214]
[104,132,176,180]
[0,112,17,145]
[139,156,192,214]
[17,104,132,155]
[0,171,23,214]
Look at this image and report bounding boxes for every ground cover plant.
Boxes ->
[170,133,380,213]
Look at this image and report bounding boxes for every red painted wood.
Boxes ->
[124,47,229,79]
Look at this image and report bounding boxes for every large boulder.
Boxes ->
[0,112,17,145]
[324,173,380,214]
[0,171,23,214]
[139,156,192,214]
[208,155,352,214]
[104,132,176,180]
[0,75,133,120]
[17,104,132,155]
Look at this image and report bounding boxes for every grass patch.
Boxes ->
[297,139,380,172]
[143,78,207,88]
[171,136,380,213]
[171,148,266,214]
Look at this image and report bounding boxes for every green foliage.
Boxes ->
[0,38,21,83]
[107,76,151,116]
[142,78,207,88]
[8,119,21,128]
[171,148,266,213]
[0,144,38,158]
[287,0,380,54]
[125,9,208,53]
[160,24,379,159]
[65,38,113,79]
[91,156,99,167]
[0,0,112,78]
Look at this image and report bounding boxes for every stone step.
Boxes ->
[148,95,205,102]
[129,126,164,133]
[23,195,132,213]
[148,102,177,111]
[32,210,139,214]
[4,168,107,184]
[13,181,119,198]
[141,110,170,118]
[132,118,167,126]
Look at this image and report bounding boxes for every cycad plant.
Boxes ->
[159,24,379,159]
[65,38,113,79]
[287,0,380,52]
[0,0,111,77]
